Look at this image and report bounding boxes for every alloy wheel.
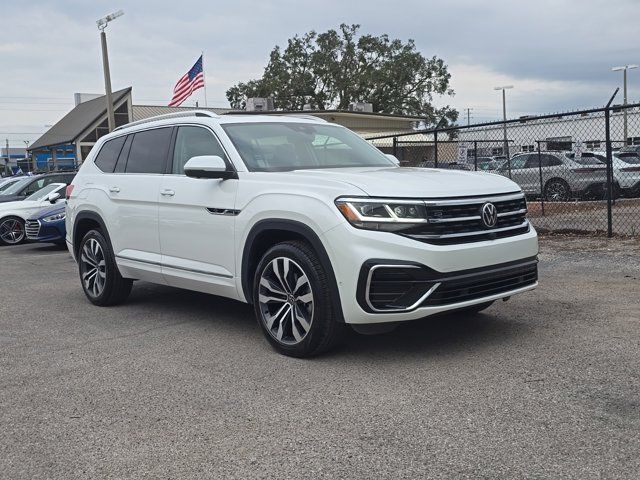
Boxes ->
[258,257,314,345]
[546,181,570,202]
[0,218,25,245]
[80,238,107,298]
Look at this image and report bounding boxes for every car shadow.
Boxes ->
[122,282,527,359]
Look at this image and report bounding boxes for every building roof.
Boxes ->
[132,105,237,121]
[28,87,132,151]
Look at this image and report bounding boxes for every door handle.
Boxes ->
[161,189,175,197]
[109,186,120,193]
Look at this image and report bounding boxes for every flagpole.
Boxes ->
[202,51,208,107]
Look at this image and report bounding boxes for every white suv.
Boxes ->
[66,111,538,357]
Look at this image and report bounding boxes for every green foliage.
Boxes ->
[226,24,458,126]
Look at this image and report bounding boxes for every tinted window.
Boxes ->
[125,128,172,174]
[524,155,540,169]
[94,136,126,172]
[542,155,562,167]
[172,126,228,174]
[23,178,47,196]
[114,135,133,173]
[509,155,529,169]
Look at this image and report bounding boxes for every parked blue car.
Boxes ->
[25,203,66,245]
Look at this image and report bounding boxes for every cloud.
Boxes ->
[2,0,639,144]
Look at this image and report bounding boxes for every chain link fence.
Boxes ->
[369,95,640,237]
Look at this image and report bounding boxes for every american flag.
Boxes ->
[168,55,205,107]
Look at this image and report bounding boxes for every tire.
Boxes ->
[544,178,571,202]
[0,216,26,246]
[253,240,345,358]
[78,229,132,306]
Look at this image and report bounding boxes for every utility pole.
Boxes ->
[97,10,124,133]
[465,108,473,126]
[4,139,9,176]
[494,85,514,176]
[612,64,638,145]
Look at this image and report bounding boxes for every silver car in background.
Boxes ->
[588,151,640,196]
[496,151,609,201]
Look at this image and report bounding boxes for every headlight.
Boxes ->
[43,212,65,222]
[335,197,428,232]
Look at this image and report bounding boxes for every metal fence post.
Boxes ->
[473,140,478,171]
[392,136,397,158]
[434,130,439,168]
[537,141,545,216]
[605,107,614,237]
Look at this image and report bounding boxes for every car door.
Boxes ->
[104,127,172,284]
[505,155,531,192]
[158,125,238,297]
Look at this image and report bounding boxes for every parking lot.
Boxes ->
[1,237,638,479]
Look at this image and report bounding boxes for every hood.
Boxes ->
[0,194,23,203]
[28,203,65,220]
[288,166,521,198]
[0,199,44,212]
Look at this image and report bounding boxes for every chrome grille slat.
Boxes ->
[403,193,528,244]
[25,220,41,239]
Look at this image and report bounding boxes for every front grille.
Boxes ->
[400,192,529,245]
[421,260,538,307]
[25,220,40,239]
[357,257,538,313]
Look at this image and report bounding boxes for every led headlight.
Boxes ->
[43,212,66,222]
[335,197,428,232]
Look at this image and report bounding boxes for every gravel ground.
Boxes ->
[0,238,639,479]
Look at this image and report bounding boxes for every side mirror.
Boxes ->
[47,192,61,203]
[385,154,400,166]
[184,155,238,180]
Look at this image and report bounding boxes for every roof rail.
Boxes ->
[280,114,328,123]
[114,110,220,131]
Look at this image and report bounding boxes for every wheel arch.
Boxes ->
[72,211,112,259]
[241,219,345,322]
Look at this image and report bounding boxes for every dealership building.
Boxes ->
[26,88,423,170]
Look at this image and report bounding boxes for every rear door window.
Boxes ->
[94,136,127,172]
[125,128,172,174]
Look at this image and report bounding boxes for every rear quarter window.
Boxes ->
[94,136,127,172]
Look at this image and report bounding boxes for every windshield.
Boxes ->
[222,122,395,171]
[0,178,20,192]
[616,153,640,164]
[0,176,31,195]
[25,183,62,201]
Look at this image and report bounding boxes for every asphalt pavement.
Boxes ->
[1,237,639,479]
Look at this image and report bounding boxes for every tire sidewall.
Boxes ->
[253,243,333,357]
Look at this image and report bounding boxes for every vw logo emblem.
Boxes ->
[481,202,498,228]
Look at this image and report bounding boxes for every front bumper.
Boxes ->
[321,221,539,324]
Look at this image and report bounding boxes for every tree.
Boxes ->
[226,24,458,126]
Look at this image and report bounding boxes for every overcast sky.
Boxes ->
[2,0,639,147]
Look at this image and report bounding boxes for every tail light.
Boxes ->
[65,184,75,199]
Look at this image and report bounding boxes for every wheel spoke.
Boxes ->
[293,304,311,333]
[292,273,309,294]
[296,292,313,304]
[260,277,287,296]
[258,256,314,345]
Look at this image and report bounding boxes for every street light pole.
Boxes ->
[612,64,638,145]
[96,10,124,133]
[494,85,514,176]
